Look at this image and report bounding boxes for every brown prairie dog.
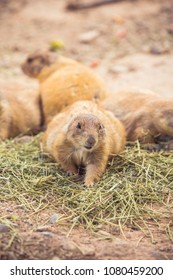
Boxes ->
[101,88,173,146]
[43,101,126,187]
[22,51,109,125]
[0,82,42,140]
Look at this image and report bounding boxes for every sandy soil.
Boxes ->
[0,0,173,260]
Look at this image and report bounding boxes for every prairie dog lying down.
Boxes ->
[0,81,42,140]
[102,88,173,149]
[22,51,109,124]
[43,100,126,187]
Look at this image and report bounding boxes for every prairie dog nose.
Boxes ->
[86,136,96,148]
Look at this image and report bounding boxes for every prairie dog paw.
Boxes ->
[66,170,77,176]
[84,178,95,188]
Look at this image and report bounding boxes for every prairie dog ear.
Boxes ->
[43,51,58,65]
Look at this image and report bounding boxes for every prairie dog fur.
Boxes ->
[43,101,126,187]
[0,82,42,140]
[22,51,109,125]
[102,88,173,147]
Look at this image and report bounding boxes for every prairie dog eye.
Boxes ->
[76,122,81,129]
[27,58,33,63]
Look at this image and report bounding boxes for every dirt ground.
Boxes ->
[0,0,173,260]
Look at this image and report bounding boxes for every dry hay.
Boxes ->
[0,135,173,241]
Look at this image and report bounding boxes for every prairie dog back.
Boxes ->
[102,88,173,147]
[22,51,109,124]
[0,82,42,140]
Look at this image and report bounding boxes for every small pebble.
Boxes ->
[36,226,50,232]
[115,28,127,39]
[89,59,100,68]
[79,30,99,43]
[98,230,112,236]
[40,231,54,237]
[0,223,10,233]
[50,213,60,224]
[81,246,95,256]
[150,47,162,55]
[110,65,129,74]
[51,256,61,260]
[150,46,169,55]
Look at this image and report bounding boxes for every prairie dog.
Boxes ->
[43,101,126,187]
[101,88,173,148]
[0,82,42,140]
[22,51,109,124]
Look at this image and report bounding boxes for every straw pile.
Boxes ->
[0,135,172,239]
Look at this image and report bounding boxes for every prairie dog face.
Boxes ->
[21,51,57,78]
[66,114,106,151]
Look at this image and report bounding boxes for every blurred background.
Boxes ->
[0,0,173,96]
[0,0,173,261]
